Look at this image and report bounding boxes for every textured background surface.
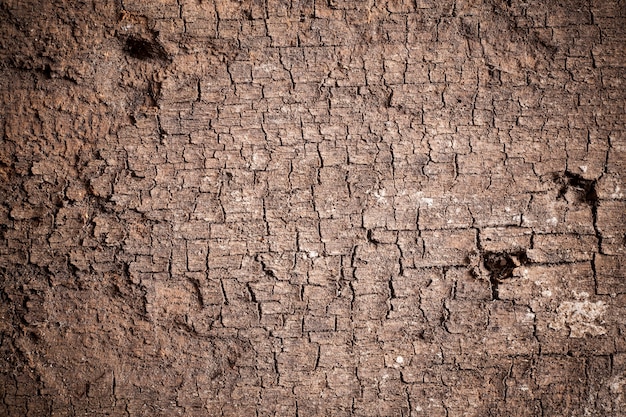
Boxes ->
[1,0,626,415]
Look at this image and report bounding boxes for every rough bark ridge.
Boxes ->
[1,0,625,415]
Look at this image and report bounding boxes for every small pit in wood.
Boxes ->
[483,251,528,300]
[124,36,169,61]
[556,171,597,205]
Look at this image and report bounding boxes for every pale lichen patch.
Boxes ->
[550,299,608,338]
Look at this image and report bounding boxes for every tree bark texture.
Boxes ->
[1,0,625,415]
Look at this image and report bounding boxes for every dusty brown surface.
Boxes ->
[1,0,625,415]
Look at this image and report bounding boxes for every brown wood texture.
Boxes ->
[1,0,625,415]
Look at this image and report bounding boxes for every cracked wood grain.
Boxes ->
[0,0,625,416]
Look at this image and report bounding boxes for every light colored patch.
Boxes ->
[524,312,535,323]
[573,290,590,299]
[546,217,558,226]
[413,191,435,207]
[611,185,624,199]
[550,299,608,338]
[373,189,388,204]
[609,377,626,393]
[609,376,626,406]
[366,189,389,204]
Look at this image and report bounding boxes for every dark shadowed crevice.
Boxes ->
[556,171,598,205]
[483,251,528,300]
[123,35,170,62]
